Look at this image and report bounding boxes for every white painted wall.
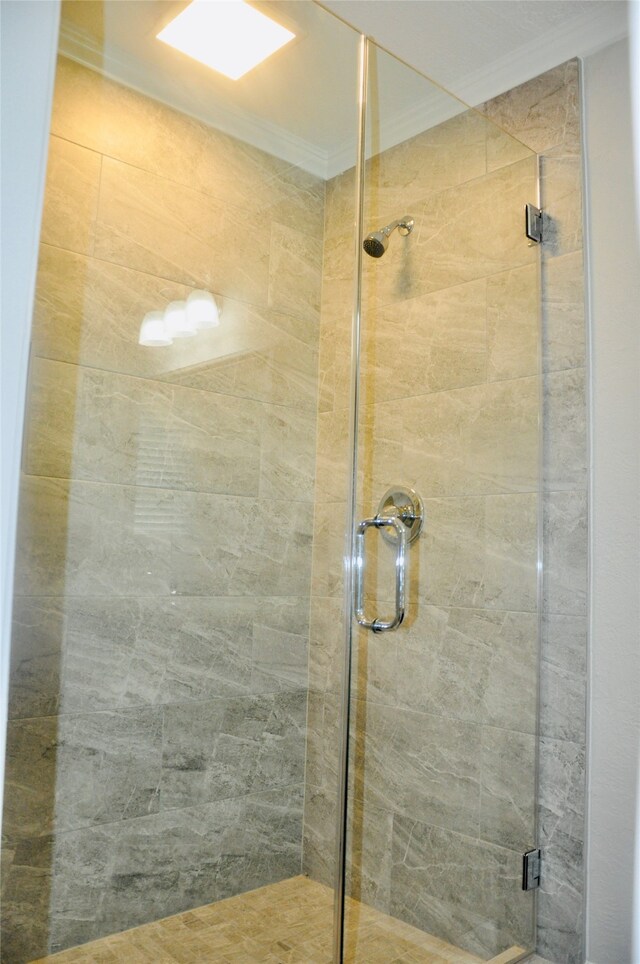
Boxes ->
[0,0,60,827]
[583,35,640,964]
[630,3,640,960]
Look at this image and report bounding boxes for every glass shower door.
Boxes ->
[339,39,541,963]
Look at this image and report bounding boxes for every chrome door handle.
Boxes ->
[354,514,407,633]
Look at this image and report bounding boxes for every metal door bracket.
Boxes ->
[525,203,543,245]
[522,848,541,890]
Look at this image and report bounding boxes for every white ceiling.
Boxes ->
[322,0,629,103]
[59,0,628,179]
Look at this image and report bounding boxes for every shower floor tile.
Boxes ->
[32,875,484,963]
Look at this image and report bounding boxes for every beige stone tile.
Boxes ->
[541,151,583,258]
[393,605,537,733]
[478,59,580,156]
[244,295,321,351]
[94,157,270,304]
[32,244,188,375]
[169,492,313,597]
[357,400,400,507]
[483,492,539,612]
[543,489,588,616]
[308,596,344,696]
[13,475,72,597]
[26,360,170,487]
[40,136,101,255]
[480,726,536,850]
[414,156,538,287]
[25,359,263,495]
[317,311,351,413]
[369,377,539,500]
[25,356,80,480]
[51,56,204,194]
[163,381,262,495]
[315,407,351,503]
[304,690,340,791]
[162,310,319,412]
[359,156,538,310]
[363,109,487,218]
[268,222,323,323]
[51,56,323,230]
[418,494,538,613]
[486,948,528,964]
[259,403,317,502]
[31,246,318,409]
[362,278,488,404]
[543,367,587,491]
[311,501,349,598]
[487,264,539,381]
[321,230,356,322]
[227,152,324,239]
[325,166,356,241]
[541,249,586,373]
[261,166,326,241]
[14,476,173,597]
[485,124,533,173]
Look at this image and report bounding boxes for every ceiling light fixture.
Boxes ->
[156,0,295,81]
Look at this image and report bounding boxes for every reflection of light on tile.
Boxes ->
[147,300,275,379]
[139,292,220,346]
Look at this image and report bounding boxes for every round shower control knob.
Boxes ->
[376,485,424,544]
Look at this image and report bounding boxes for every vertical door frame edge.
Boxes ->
[331,30,369,964]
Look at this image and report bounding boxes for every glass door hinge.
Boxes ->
[525,203,543,244]
[522,848,541,890]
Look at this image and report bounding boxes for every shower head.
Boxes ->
[363,231,388,258]
[363,216,414,258]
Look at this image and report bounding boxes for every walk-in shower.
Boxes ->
[1,2,542,962]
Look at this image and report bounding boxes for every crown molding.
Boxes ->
[326,92,464,179]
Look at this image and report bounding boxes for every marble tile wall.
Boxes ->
[304,102,541,960]
[479,59,587,964]
[1,56,323,963]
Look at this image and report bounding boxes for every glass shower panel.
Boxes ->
[342,40,541,962]
[1,3,361,961]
